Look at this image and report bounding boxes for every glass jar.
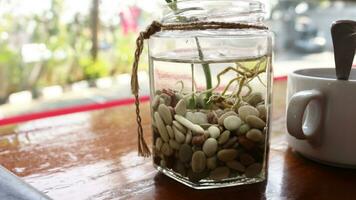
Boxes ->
[148,0,272,189]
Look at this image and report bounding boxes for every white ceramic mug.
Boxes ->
[286,68,356,168]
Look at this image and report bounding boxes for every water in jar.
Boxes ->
[150,49,271,188]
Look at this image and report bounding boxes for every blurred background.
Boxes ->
[0,0,355,121]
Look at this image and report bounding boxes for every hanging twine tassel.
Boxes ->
[131,20,267,157]
[131,21,162,157]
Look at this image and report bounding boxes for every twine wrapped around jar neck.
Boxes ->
[131,20,268,157]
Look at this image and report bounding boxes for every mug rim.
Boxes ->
[290,68,356,82]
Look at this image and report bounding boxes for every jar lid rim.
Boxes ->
[162,0,265,24]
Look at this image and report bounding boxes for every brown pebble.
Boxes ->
[238,136,256,150]
[179,144,193,163]
[239,153,256,166]
[161,143,173,156]
[245,92,263,106]
[218,130,230,145]
[246,129,264,143]
[246,115,266,130]
[256,104,267,121]
[173,161,186,176]
[191,151,206,173]
[207,112,218,124]
[226,161,245,172]
[223,136,238,149]
[164,155,175,169]
[187,169,209,182]
[206,156,217,170]
[209,167,230,180]
[217,149,238,162]
[192,134,207,146]
[245,163,262,178]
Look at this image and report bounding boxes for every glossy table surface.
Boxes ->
[1,81,356,200]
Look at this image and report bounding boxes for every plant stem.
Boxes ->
[194,37,212,99]
[166,0,213,100]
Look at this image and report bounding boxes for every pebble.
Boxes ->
[202,138,218,157]
[155,137,163,151]
[166,125,174,139]
[238,124,250,135]
[223,136,238,149]
[245,163,262,178]
[194,112,208,124]
[185,112,208,125]
[161,143,173,156]
[179,144,193,162]
[208,126,220,138]
[175,99,187,116]
[246,92,263,106]
[173,161,186,176]
[169,139,181,150]
[152,120,157,129]
[152,95,161,110]
[206,156,217,170]
[207,112,218,124]
[257,104,267,121]
[174,115,205,134]
[160,93,172,106]
[185,112,196,123]
[238,105,260,121]
[173,126,186,143]
[154,112,169,142]
[168,106,175,115]
[217,149,238,162]
[218,111,238,125]
[209,167,230,180]
[238,136,256,150]
[246,115,266,129]
[215,109,225,117]
[218,130,230,145]
[185,130,192,144]
[226,161,245,172]
[158,104,173,125]
[173,120,186,133]
[223,115,242,131]
[203,130,210,138]
[240,153,256,166]
[187,169,208,182]
[246,129,264,142]
[201,124,212,130]
[191,151,206,173]
[155,90,162,95]
[192,134,207,146]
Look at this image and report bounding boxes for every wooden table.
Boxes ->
[1,80,356,200]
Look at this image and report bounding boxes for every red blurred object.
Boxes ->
[120,6,141,34]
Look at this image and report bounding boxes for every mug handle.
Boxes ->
[287,90,324,142]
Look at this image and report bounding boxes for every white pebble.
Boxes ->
[175,99,187,116]
[202,138,218,157]
[174,115,205,134]
[223,115,242,131]
[208,126,221,138]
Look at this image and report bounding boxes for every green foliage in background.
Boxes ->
[79,56,110,80]
[0,0,148,100]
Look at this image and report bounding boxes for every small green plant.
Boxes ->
[165,0,213,105]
